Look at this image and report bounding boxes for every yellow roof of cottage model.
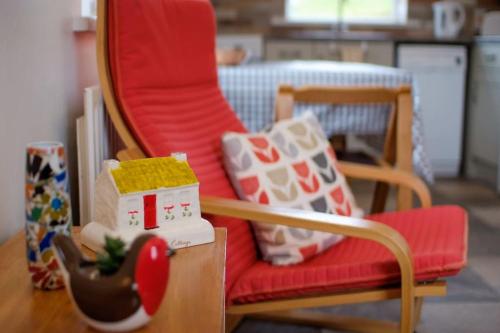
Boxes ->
[111,157,199,194]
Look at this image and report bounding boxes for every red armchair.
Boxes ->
[96,0,468,332]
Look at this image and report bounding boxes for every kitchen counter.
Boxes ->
[267,29,473,45]
[475,35,500,43]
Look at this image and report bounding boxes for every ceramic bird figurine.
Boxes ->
[52,234,170,332]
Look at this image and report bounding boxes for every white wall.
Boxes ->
[0,1,98,242]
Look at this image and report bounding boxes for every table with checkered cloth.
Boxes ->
[218,61,433,183]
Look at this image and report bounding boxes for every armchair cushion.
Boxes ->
[228,205,468,304]
[222,113,363,265]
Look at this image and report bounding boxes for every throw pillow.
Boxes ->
[222,112,363,265]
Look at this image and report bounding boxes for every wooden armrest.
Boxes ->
[338,161,431,209]
[201,196,413,277]
[201,196,416,329]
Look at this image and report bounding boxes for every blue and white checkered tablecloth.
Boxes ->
[218,61,433,183]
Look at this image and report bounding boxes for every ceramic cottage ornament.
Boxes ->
[81,153,214,252]
[52,233,171,332]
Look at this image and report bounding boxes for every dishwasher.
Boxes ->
[397,44,467,177]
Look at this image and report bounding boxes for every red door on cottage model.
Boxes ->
[143,194,158,230]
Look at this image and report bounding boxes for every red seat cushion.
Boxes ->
[228,205,468,304]
[107,0,257,293]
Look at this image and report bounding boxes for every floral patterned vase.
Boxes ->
[25,142,72,290]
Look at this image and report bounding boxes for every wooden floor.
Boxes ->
[235,178,500,333]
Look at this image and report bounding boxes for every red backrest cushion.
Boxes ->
[107,0,257,292]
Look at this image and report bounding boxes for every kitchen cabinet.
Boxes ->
[310,41,343,60]
[265,40,314,60]
[365,41,394,67]
[217,34,264,60]
[466,41,500,190]
[265,40,394,66]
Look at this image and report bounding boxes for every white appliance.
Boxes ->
[398,44,467,177]
[432,1,466,38]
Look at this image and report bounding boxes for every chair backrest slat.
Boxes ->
[281,85,410,104]
[275,84,411,121]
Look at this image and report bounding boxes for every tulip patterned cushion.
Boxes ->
[222,112,363,265]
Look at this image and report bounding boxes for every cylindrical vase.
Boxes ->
[25,141,72,290]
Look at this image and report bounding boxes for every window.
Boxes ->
[81,0,97,18]
[286,0,407,25]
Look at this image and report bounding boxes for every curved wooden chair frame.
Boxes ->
[275,84,414,214]
[96,1,446,332]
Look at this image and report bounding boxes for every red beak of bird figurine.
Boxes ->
[52,234,170,332]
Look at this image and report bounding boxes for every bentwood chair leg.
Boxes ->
[413,297,424,332]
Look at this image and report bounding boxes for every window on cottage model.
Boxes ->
[285,0,408,25]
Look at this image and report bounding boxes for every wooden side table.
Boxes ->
[0,227,227,333]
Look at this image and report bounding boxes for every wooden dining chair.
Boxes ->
[95,1,468,332]
[274,84,414,214]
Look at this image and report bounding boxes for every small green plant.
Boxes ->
[96,236,126,276]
